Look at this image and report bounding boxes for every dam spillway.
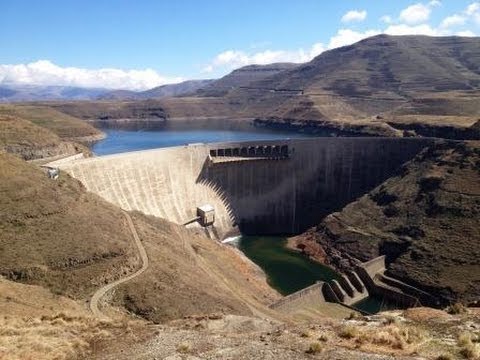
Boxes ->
[57,138,433,237]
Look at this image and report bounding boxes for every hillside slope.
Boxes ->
[0,153,139,297]
[99,79,215,100]
[296,141,480,304]
[197,63,298,96]
[0,84,110,102]
[0,104,103,142]
[258,35,480,95]
[250,35,480,136]
[0,154,277,320]
[0,114,88,160]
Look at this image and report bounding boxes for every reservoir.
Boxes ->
[92,127,314,156]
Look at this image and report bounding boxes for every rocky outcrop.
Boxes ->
[298,140,480,305]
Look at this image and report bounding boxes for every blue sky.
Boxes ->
[1,0,479,90]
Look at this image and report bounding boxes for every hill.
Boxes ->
[0,114,87,160]
[197,63,298,96]
[0,103,103,142]
[294,140,480,305]
[0,84,111,102]
[99,79,215,100]
[248,35,480,137]
[0,103,104,160]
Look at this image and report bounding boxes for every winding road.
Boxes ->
[89,211,149,318]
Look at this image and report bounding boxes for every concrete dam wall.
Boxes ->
[58,138,432,237]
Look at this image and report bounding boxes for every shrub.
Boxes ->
[447,303,467,315]
[436,354,454,360]
[339,325,359,339]
[318,333,329,342]
[458,332,473,347]
[346,312,365,321]
[305,342,323,354]
[384,315,399,325]
[459,343,479,359]
[176,343,191,354]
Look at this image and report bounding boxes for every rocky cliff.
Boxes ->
[296,140,480,305]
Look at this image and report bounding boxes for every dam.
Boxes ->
[56,137,433,238]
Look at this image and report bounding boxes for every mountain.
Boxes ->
[245,35,480,136]
[0,85,111,102]
[98,79,215,100]
[159,35,479,138]
[40,35,480,139]
[254,35,480,95]
[197,62,299,96]
[0,80,216,102]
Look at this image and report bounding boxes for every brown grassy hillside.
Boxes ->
[0,277,128,360]
[0,114,87,160]
[112,213,278,323]
[298,141,480,304]
[0,152,139,297]
[0,104,103,142]
[0,154,277,321]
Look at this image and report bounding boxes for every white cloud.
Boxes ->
[456,30,476,36]
[399,3,431,24]
[465,2,480,15]
[380,15,393,24]
[0,60,183,90]
[4,1,479,86]
[341,9,367,23]
[384,23,438,36]
[202,43,325,73]
[461,2,480,25]
[440,14,466,28]
[327,29,381,49]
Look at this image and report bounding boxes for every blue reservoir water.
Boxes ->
[92,128,314,156]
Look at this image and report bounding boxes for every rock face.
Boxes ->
[300,140,480,305]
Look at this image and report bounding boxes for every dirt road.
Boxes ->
[89,212,149,318]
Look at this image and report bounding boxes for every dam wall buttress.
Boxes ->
[58,138,432,237]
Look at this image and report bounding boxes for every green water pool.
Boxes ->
[238,235,403,314]
[238,235,341,295]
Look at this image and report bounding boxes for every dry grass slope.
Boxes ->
[0,114,87,160]
[112,212,279,323]
[0,104,103,141]
[0,153,138,298]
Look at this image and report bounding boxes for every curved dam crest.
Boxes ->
[57,138,433,237]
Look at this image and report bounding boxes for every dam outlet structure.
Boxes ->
[56,137,433,238]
